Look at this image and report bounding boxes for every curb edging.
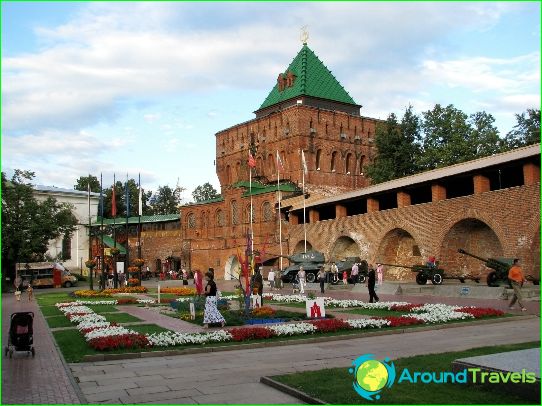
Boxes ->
[260,376,326,404]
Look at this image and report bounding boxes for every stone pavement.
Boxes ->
[1,281,540,404]
[69,317,539,404]
[1,292,82,404]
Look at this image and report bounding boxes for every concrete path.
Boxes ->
[69,317,539,404]
[1,292,82,404]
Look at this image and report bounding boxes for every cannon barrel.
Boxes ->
[457,249,510,270]
[457,249,491,263]
[378,263,428,271]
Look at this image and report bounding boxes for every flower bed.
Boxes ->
[159,287,196,296]
[54,300,505,351]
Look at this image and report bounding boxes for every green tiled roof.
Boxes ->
[99,236,127,254]
[92,213,179,226]
[258,44,357,110]
[184,196,224,206]
[241,183,298,197]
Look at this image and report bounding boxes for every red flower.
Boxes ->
[382,316,424,327]
[310,318,350,333]
[117,298,137,305]
[88,333,149,351]
[457,307,504,318]
[390,304,423,312]
[229,327,274,341]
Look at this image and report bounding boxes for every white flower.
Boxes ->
[136,299,156,304]
[146,330,233,346]
[345,319,390,329]
[267,322,317,336]
[84,326,135,341]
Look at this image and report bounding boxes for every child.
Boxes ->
[15,289,22,301]
[27,284,33,301]
[342,270,348,285]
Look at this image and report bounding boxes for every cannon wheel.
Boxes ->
[358,274,367,284]
[486,271,498,287]
[306,273,316,283]
[431,273,443,285]
[330,275,339,285]
[415,273,428,285]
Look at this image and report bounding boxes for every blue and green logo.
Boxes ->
[349,354,396,401]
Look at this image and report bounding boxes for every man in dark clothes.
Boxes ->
[367,264,379,303]
[251,268,264,305]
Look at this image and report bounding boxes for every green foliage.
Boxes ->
[505,108,540,148]
[192,182,220,203]
[365,104,538,184]
[73,175,100,193]
[364,106,421,183]
[2,170,78,280]
[149,185,183,215]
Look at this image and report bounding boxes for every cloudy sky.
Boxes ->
[2,1,540,201]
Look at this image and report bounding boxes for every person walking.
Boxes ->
[297,266,306,294]
[252,268,264,305]
[376,263,384,285]
[268,268,276,291]
[508,258,527,311]
[351,262,359,285]
[342,270,348,285]
[367,264,379,303]
[203,272,225,328]
[317,267,326,294]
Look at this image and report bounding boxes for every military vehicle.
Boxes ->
[280,251,325,283]
[457,248,539,287]
[379,263,447,285]
[330,257,368,284]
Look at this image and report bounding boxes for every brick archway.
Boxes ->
[376,228,422,282]
[328,236,361,261]
[439,218,503,280]
[293,240,313,254]
[528,226,540,280]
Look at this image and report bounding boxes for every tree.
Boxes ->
[149,185,183,215]
[468,111,505,156]
[192,182,220,202]
[2,170,78,283]
[364,106,422,184]
[505,108,540,148]
[74,175,100,193]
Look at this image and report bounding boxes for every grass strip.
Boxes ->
[271,342,539,405]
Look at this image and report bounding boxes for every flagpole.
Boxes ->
[100,173,105,291]
[87,175,93,290]
[124,173,129,289]
[278,158,283,272]
[303,162,306,253]
[249,164,254,254]
[138,173,142,260]
[113,173,117,290]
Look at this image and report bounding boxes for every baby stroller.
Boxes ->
[292,276,301,294]
[4,312,35,358]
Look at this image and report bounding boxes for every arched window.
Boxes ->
[345,153,352,175]
[262,201,273,222]
[331,151,338,172]
[226,165,231,184]
[280,151,287,170]
[216,209,225,227]
[187,213,196,229]
[359,155,366,175]
[245,204,255,223]
[268,153,276,173]
[231,201,239,225]
[315,149,322,170]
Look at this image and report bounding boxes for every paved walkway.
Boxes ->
[69,317,540,404]
[1,292,82,404]
[2,282,540,404]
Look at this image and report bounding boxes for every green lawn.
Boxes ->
[341,308,407,317]
[271,342,539,404]
[46,315,76,328]
[40,305,64,317]
[105,312,141,323]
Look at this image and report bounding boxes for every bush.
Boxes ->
[75,274,87,282]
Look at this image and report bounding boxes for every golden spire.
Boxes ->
[300,25,309,45]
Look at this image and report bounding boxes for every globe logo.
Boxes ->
[349,354,396,401]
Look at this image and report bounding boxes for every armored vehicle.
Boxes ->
[331,257,368,284]
[457,249,539,287]
[280,251,325,283]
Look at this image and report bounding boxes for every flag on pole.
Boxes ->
[276,150,284,173]
[248,151,256,168]
[99,173,104,218]
[111,175,117,217]
[125,174,130,217]
[138,173,143,216]
[301,150,308,175]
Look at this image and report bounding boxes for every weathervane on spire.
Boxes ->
[300,25,309,44]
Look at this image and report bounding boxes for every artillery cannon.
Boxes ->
[379,263,446,285]
[456,249,541,287]
[279,251,325,283]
